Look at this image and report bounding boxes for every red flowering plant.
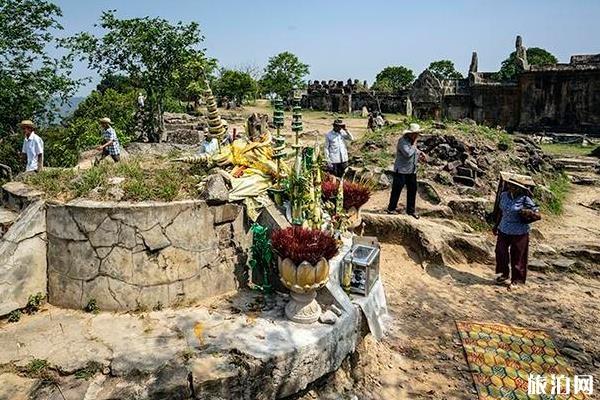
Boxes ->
[321,174,339,201]
[271,226,338,265]
[342,181,371,210]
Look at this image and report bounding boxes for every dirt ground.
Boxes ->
[297,184,600,400]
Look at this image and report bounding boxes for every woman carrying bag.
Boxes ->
[493,179,541,290]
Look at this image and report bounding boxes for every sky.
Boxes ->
[52,0,600,96]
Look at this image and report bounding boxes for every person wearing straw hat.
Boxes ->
[20,120,44,172]
[493,178,540,290]
[324,118,354,177]
[386,123,427,218]
[95,117,121,165]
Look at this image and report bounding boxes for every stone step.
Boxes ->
[0,206,19,238]
[1,182,43,212]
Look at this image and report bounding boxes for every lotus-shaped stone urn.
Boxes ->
[272,227,338,324]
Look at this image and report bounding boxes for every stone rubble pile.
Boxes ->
[162,112,206,145]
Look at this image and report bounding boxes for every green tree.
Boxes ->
[372,66,415,93]
[494,47,558,81]
[260,51,309,98]
[0,0,78,172]
[216,69,258,104]
[172,55,218,108]
[428,60,463,80]
[64,11,209,142]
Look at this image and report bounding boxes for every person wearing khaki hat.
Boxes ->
[386,123,427,218]
[20,120,44,172]
[95,117,121,165]
[324,118,354,177]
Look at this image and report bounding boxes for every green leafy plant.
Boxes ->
[84,299,100,314]
[372,66,415,93]
[7,310,22,323]
[24,292,45,314]
[428,60,463,80]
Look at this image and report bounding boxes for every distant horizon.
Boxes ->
[51,0,600,97]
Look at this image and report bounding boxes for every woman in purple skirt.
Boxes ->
[493,180,540,290]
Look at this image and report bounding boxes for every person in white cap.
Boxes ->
[324,118,354,177]
[95,117,121,165]
[387,123,427,218]
[20,120,44,172]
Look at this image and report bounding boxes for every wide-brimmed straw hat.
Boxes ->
[505,179,530,191]
[403,123,423,135]
[19,120,36,129]
[99,117,112,124]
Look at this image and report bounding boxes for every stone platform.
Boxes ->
[0,289,360,400]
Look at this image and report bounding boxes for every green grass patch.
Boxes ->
[540,143,597,157]
[451,122,513,148]
[535,172,570,215]
[23,157,206,202]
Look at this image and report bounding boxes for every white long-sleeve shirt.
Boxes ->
[324,129,354,164]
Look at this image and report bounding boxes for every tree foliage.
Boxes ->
[63,10,208,141]
[494,47,558,82]
[372,66,415,93]
[216,69,258,104]
[260,51,309,98]
[0,0,78,172]
[428,60,463,80]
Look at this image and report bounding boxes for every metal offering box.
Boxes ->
[341,243,380,296]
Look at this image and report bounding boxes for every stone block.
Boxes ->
[48,239,99,280]
[100,246,134,281]
[256,204,290,233]
[141,224,171,251]
[0,201,47,316]
[165,203,216,252]
[452,175,476,187]
[213,204,242,224]
[48,272,84,309]
[46,205,86,240]
[204,174,229,205]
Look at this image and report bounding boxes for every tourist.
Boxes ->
[375,112,386,129]
[367,112,376,132]
[493,180,540,289]
[137,92,145,109]
[199,128,219,155]
[324,119,354,177]
[95,117,121,165]
[20,120,44,173]
[386,123,426,218]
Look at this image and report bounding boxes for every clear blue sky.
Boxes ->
[53,0,600,96]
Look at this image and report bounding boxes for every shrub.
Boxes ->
[343,181,371,210]
[271,226,338,265]
[7,310,21,323]
[24,292,45,315]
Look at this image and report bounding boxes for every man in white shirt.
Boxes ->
[324,119,354,177]
[20,120,43,173]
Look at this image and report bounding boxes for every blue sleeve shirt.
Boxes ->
[498,191,539,235]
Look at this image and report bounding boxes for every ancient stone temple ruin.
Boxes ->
[305,36,600,135]
[411,36,600,135]
[302,79,408,114]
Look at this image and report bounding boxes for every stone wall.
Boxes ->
[0,201,47,316]
[47,199,249,312]
[518,68,600,134]
[471,84,520,129]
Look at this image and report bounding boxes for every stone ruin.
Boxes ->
[302,78,408,114]
[0,173,385,398]
[304,36,600,135]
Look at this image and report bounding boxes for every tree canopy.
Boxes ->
[428,60,463,80]
[216,69,258,104]
[260,51,309,98]
[63,10,210,141]
[0,0,78,172]
[372,66,415,93]
[494,47,558,81]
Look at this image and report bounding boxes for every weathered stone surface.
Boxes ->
[47,200,246,312]
[203,174,229,205]
[1,286,363,400]
[213,203,242,224]
[140,224,171,251]
[1,182,43,212]
[0,373,38,400]
[0,201,47,316]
